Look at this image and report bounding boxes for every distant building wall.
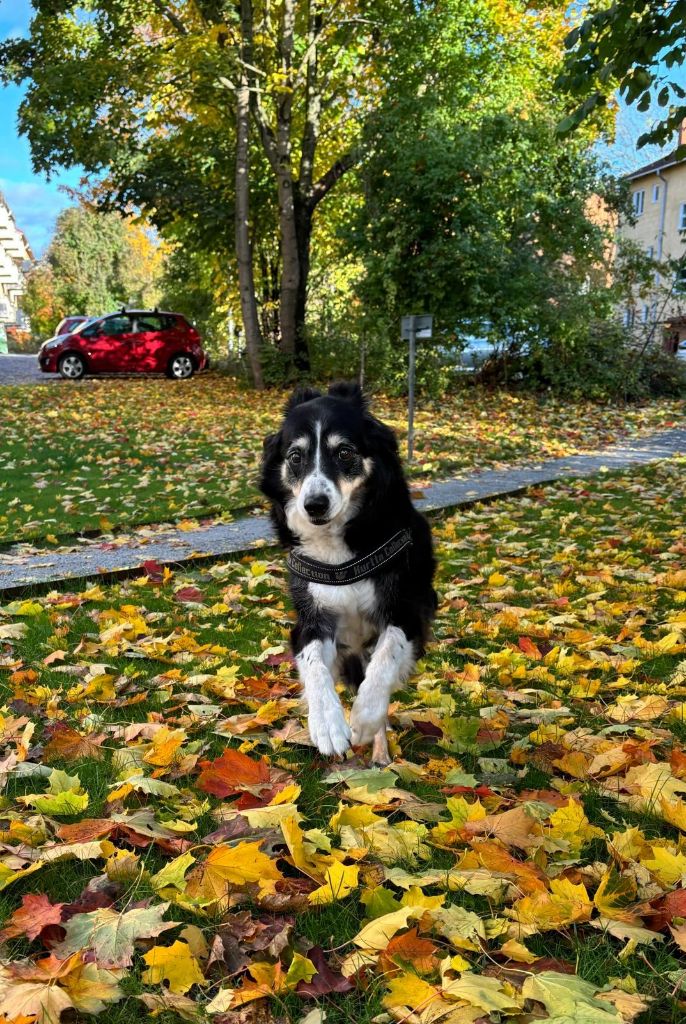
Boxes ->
[619,136,686,344]
[0,195,33,326]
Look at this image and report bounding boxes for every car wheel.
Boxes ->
[167,354,194,379]
[58,353,86,380]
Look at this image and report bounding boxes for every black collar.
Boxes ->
[287,528,412,586]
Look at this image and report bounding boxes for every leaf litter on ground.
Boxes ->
[0,374,683,546]
[1,458,686,1021]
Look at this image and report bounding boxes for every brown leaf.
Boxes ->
[296,946,355,996]
[43,722,105,763]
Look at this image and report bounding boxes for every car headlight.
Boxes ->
[41,338,62,351]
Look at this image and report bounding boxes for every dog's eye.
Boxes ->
[287,450,302,467]
[337,446,355,463]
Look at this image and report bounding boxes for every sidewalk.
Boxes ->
[1,427,684,592]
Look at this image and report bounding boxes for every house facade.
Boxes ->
[0,194,33,327]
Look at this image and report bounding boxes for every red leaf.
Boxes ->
[174,586,205,603]
[0,894,64,942]
[196,748,271,798]
[647,888,686,931]
[142,559,165,582]
[296,946,354,996]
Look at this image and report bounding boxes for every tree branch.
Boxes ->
[308,150,357,211]
[150,0,189,36]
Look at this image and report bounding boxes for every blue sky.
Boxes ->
[0,0,81,256]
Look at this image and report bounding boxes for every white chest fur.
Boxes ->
[287,508,379,655]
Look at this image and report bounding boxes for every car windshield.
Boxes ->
[69,318,96,334]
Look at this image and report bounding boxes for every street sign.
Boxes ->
[401,314,433,341]
[401,314,433,464]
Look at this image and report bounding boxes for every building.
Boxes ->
[619,122,686,348]
[0,193,33,327]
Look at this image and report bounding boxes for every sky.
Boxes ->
[0,2,683,257]
[0,0,82,257]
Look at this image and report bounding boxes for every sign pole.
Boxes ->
[400,313,432,467]
[407,316,416,464]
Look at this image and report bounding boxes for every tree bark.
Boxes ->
[236,0,264,389]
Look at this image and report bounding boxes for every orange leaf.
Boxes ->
[379,928,438,975]
[0,894,64,942]
[196,748,271,798]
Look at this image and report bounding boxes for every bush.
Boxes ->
[479,320,686,401]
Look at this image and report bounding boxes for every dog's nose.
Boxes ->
[304,494,330,519]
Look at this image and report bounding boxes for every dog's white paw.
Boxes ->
[350,686,388,748]
[308,701,351,757]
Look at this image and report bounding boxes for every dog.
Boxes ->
[259,382,437,765]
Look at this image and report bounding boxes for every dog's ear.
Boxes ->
[259,430,283,501]
[328,381,367,410]
[285,386,322,413]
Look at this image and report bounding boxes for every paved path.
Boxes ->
[0,427,684,592]
[0,353,51,385]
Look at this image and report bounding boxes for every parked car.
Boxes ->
[55,315,90,335]
[677,339,686,362]
[456,334,494,372]
[38,309,209,380]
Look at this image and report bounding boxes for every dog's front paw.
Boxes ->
[350,686,388,748]
[308,702,351,757]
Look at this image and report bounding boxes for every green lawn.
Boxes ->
[1,458,686,1022]
[1,373,683,546]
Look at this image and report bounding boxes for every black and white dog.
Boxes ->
[260,383,437,765]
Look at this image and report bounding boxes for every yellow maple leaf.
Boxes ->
[547,799,604,854]
[308,861,359,905]
[142,940,206,994]
[186,841,283,903]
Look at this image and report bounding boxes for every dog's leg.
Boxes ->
[297,639,351,757]
[371,722,391,767]
[350,625,414,753]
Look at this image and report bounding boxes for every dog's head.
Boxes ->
[259,382,400,536]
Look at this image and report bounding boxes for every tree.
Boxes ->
[557,1,686,152]
[22,205,164,339]
[329,0,623,389]
[0,1,379,381]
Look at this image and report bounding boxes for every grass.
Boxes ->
[1,458,686,1021]
[0,373,683,545]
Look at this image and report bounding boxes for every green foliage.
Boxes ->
[558,0,686,151]
[495,321,686,401]
[23,206,163,341]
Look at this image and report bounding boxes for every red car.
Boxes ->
[56,315,90,335]
[38,309,209,380]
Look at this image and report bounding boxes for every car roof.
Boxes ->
[98,309,181,317]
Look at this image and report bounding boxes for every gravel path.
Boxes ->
[0,427,684,592]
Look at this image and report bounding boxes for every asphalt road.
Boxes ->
[0,352,52,385]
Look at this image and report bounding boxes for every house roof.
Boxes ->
[624,150,683,182]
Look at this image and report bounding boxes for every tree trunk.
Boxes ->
[235,0,264,389]
[294,197,313,371]
[275,167,301,364]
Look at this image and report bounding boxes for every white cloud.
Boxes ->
[0,178,73,257]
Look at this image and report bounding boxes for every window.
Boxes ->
[101,315,134,336]
[135,314,169,332]
[647,246,654,259]
[676,266,686,293]
[653,184,660,202]
[633,189,645,215]
[679,203,686,231]
[643,305,650,323]
[623,307,636,327]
